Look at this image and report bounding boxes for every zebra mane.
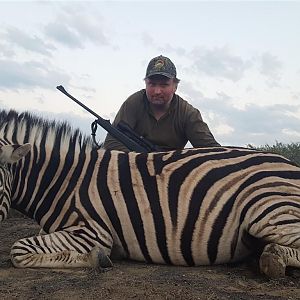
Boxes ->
[0,109,93,150]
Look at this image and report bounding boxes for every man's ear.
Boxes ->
[0,143,31,164]
[173,83,178,93]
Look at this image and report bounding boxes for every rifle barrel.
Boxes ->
[56,85,104,120]
[56,85,147,152]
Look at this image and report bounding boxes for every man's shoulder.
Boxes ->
[125,89,146,104]
[173,93,194,109]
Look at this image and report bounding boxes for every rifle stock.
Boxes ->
[56,85,156,152]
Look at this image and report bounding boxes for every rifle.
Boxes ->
[56,85,160,152]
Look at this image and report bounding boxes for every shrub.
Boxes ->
[247,141,300,166]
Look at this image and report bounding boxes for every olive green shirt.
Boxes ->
[103,89,220,152]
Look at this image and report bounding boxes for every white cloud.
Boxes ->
[180,82,300,146]
[0,41,15,58]
[214,124,234,136]
[282,128,300,138]
[258,52,283,87]
[44,22,84,49]
[141,32,155,48]
[43,7,110,48]
[0,59,70,90]
[158,43,187,56]
[3,26,56,56]
[189,46,251,82]
[0,1,299,148]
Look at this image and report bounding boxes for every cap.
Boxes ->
[145,55,177,79]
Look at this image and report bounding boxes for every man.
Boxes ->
[103,55,220,152]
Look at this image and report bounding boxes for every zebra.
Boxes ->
[0,109,300,278]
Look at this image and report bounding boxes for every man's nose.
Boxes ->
[153,86,162,94]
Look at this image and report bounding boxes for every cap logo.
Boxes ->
[154,59,165,70]
[145,55,177,79]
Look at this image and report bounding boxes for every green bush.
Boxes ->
[247,142,300,166]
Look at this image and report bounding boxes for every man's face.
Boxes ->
[145,76,177,107]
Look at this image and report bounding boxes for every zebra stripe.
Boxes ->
[0,109,300,277]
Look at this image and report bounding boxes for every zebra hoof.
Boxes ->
[89,247,113,270]
[259,245,286,278]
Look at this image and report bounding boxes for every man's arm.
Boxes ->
[184,104,220,147]
[102,133,130,152]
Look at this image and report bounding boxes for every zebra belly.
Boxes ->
[118,224,253,266]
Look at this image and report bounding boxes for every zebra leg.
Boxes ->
[10,231,113,269]
[259,243,300,278]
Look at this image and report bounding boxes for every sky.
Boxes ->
[0,0,299,147]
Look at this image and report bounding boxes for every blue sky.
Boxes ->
[0,1,299,147]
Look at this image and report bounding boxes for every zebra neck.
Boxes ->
[10,146,93,226]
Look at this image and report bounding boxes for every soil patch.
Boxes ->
[1,211,299,300]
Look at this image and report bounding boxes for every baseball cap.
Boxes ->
[145,55,177,79]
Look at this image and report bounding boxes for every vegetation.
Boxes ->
[248,141,300,166]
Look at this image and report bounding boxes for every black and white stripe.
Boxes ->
[0,109,299,276]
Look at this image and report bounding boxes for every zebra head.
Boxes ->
[0,143,31,221]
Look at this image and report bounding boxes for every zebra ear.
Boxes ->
[0,143,31,164]
[11,143,31,162]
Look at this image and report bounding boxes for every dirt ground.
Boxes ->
[0,211,299,300]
